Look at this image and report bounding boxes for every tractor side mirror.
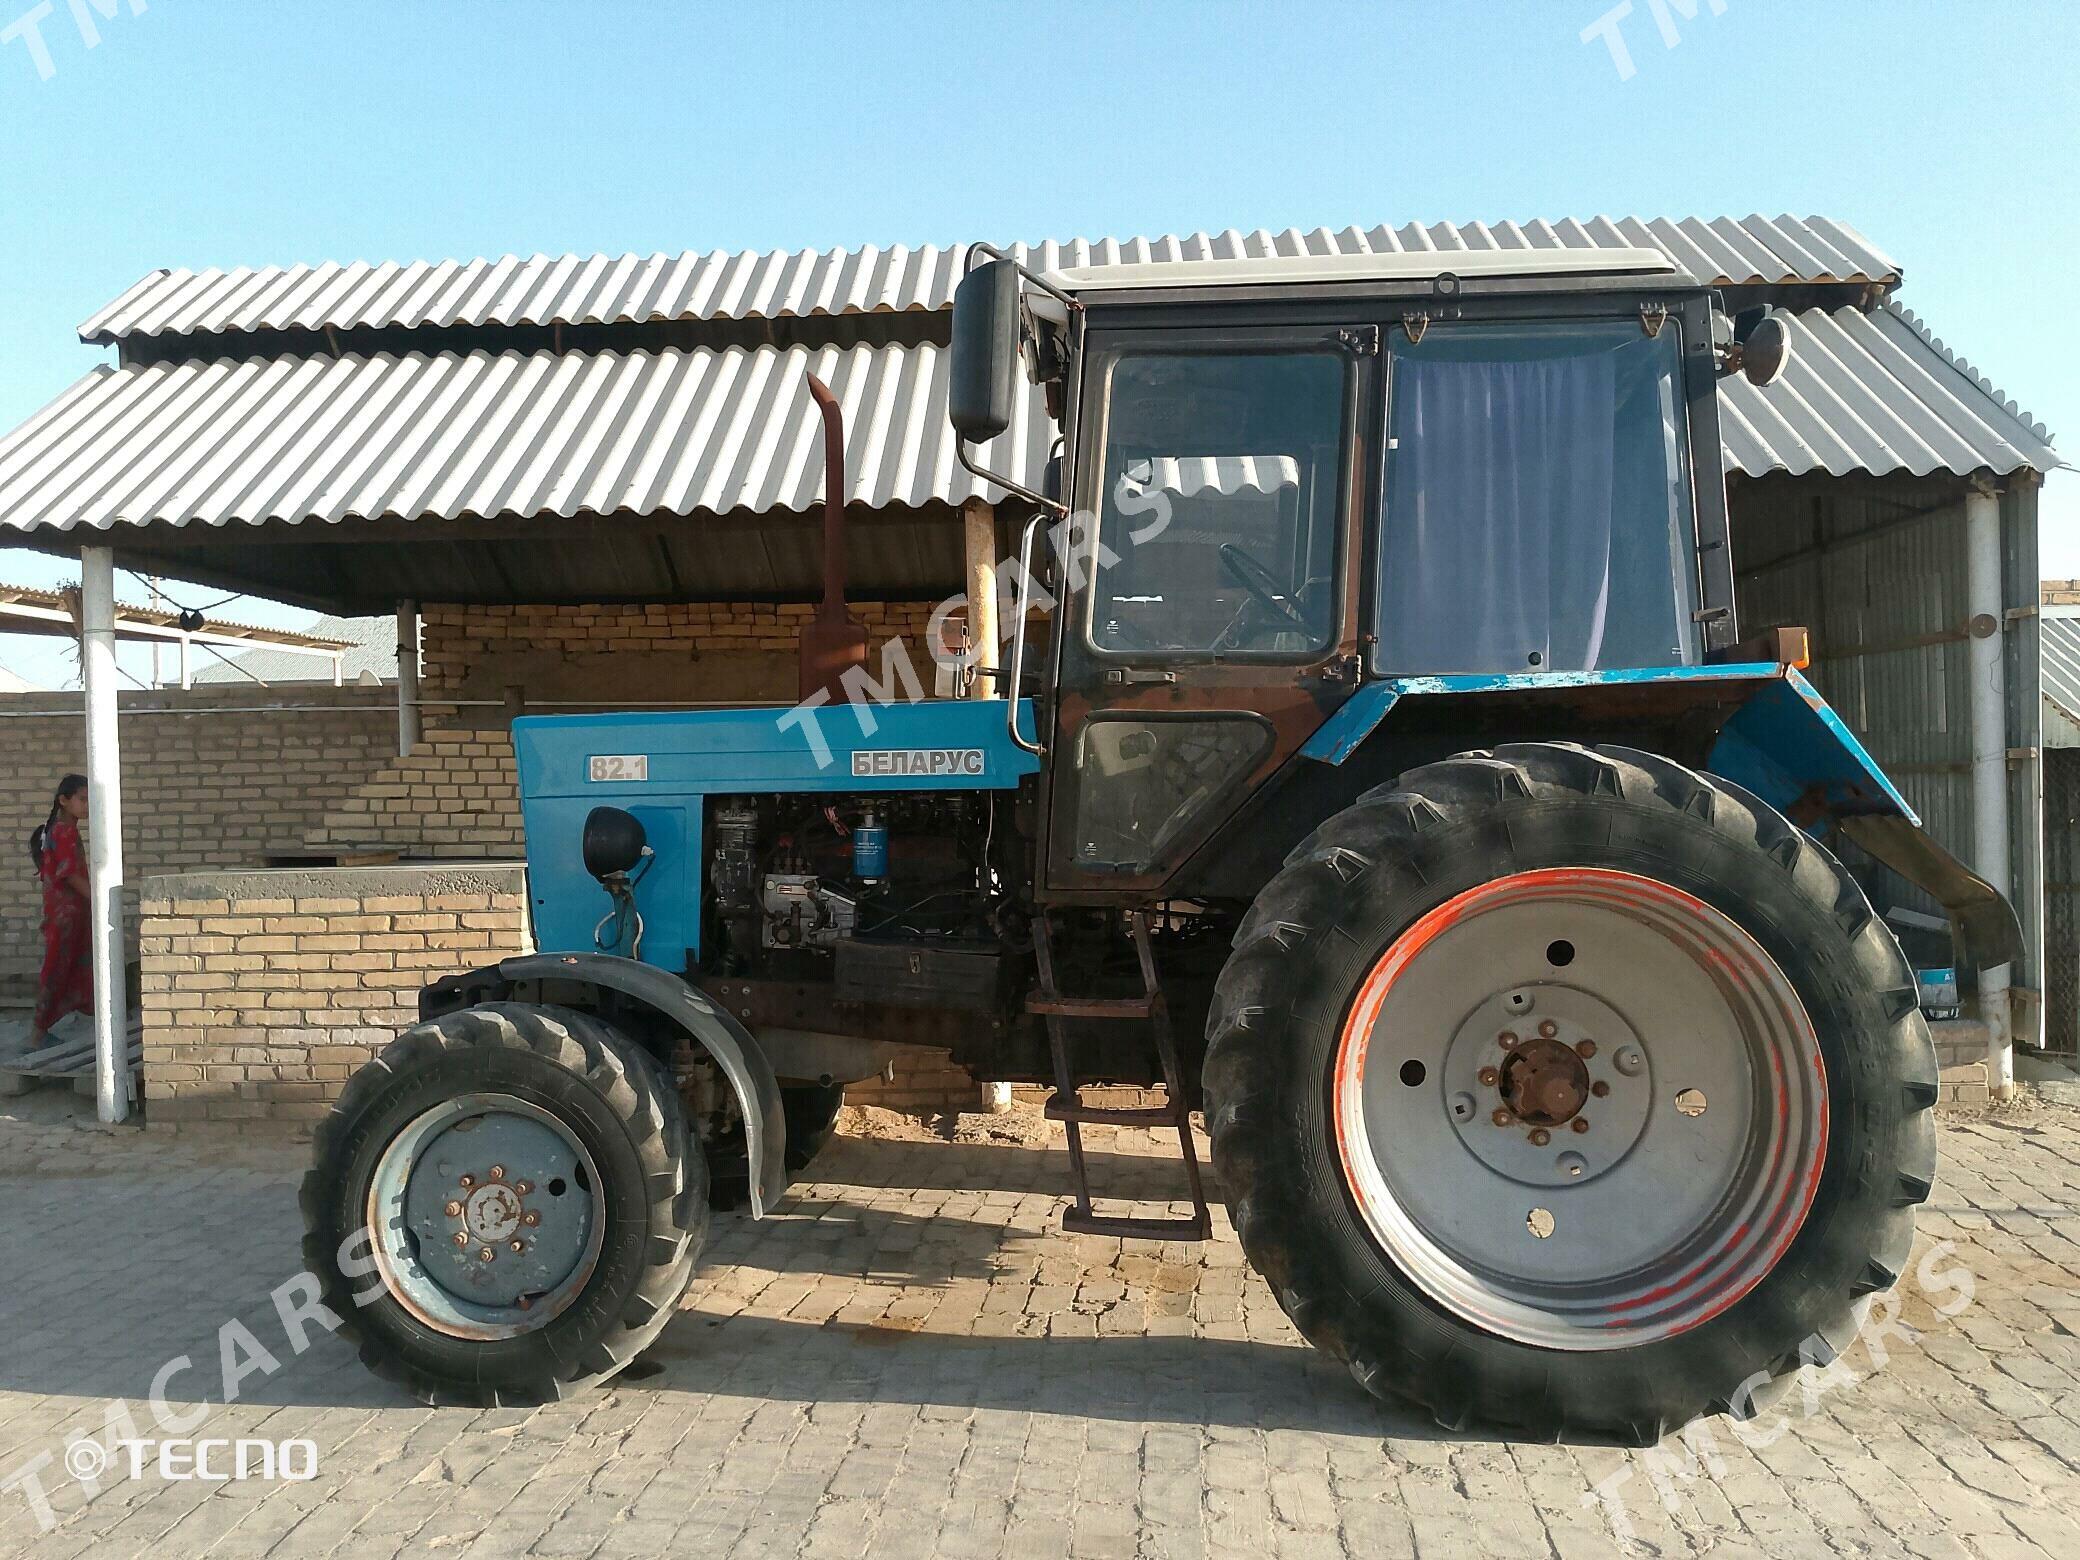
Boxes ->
[1739,313,1792,389]
[582,806,647,881]
[950,259,1021,444]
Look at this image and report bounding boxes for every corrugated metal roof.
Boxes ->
[2044,612,2080,736]
[3,303,2052,555]
[1716,303,2058,478]
[0,342,1050,534]
[77,215,1897,343]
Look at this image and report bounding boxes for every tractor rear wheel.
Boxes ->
[300,1002,707,1407]
[1202,743,1936,1441]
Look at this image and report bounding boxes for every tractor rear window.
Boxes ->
[1087,348,1348,658]
[1375,320,1701,675]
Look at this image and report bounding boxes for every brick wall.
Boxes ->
[138,865,532,1132]
[421,600,943,704]
[842,1044,991,1113]
[0,686,400,995]
[2045,579,2080,606]
[302,722,525,859]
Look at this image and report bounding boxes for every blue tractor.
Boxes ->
[303,245,2017,1439]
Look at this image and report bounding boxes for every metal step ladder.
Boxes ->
[1028,908,1211,1241]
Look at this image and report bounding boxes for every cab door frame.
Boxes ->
[1033,315,1382,902]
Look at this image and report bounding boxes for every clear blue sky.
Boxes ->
[1,0,2073,688]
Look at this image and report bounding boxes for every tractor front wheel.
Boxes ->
[1202,743,1937,1441]
[300,1002,708,1407]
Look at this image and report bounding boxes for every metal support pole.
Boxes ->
[1965,484,2014,1098]
[178,633,191,691]
[397,600,421,757]
[81,547,130,1124]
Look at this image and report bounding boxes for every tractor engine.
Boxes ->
[701,791,1015,983]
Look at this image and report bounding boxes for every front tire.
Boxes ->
[1203,743,1937,1441]
[300,1002,708,1407]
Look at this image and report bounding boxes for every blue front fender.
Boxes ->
[1302,663,2019,971]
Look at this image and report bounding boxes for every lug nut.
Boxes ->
[1528,1128,1551,1147]
[522,1211,541,1227]
[444,1200,463,1217]
[1591,1080,1611,1098]
[478,1247,495,1263]
[515,1182,533,1196]
[1614,1046,1645,1077]
[1571,1117,1590,1134]
[509,1239,525,1253]
[489,1165,505,1181]
[1491,1107,1513,1127]
[459,1174,475,1189]
[1477,1066,1500,1087]
[1575,1039,1596,1060]
[452,1232,469,1248]
[1537,1020,1558,1039]
[1497,1030,1518,1047]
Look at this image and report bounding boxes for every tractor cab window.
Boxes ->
[1088,348,1348,658]
[1376,320,1701,675]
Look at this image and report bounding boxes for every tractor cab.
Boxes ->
[950,247,1823,895]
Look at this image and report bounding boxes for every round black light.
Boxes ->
[582,807,646,880]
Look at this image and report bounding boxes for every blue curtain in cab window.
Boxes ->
[1377,327,1690,675]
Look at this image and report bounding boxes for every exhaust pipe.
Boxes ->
[797,371,868,703]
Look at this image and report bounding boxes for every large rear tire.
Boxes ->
[300,1002,708,1407]
[1202,743,1937,1441]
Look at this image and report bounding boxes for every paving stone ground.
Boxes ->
[2,1089,2078,1558]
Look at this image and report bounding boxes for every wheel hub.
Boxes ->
[464,1182,525,1243]
[1499,1036,1589,1126]
[368,1094,606,1339]
[1443,985,1653,1190]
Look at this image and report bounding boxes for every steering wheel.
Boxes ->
[1218,543,1313,633]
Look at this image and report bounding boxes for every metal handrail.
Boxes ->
[1005,513,1046,757]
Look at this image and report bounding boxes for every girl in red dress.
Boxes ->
[29,774,91,1045]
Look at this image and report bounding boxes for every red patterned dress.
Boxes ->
[34,818,91,1033]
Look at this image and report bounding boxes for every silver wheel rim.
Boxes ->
[367,1092,607,1340]
[1332,867,1828,1350]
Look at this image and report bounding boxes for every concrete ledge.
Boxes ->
[140,862,527,910]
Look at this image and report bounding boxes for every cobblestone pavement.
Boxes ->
[2,1093,2078,1558]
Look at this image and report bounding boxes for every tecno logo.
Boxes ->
[90,1438,319,1483]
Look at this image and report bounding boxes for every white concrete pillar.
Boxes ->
[1965,485,2014,1098]
[80,547,131,1124]
[397,600,421,757]
[961,500,1012,1113]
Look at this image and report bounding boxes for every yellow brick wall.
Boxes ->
[419,600,943,703]
[138,868,532,1131]
[842,1044,991,1113]
[301,723,525,858]
[0,687,401,994]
